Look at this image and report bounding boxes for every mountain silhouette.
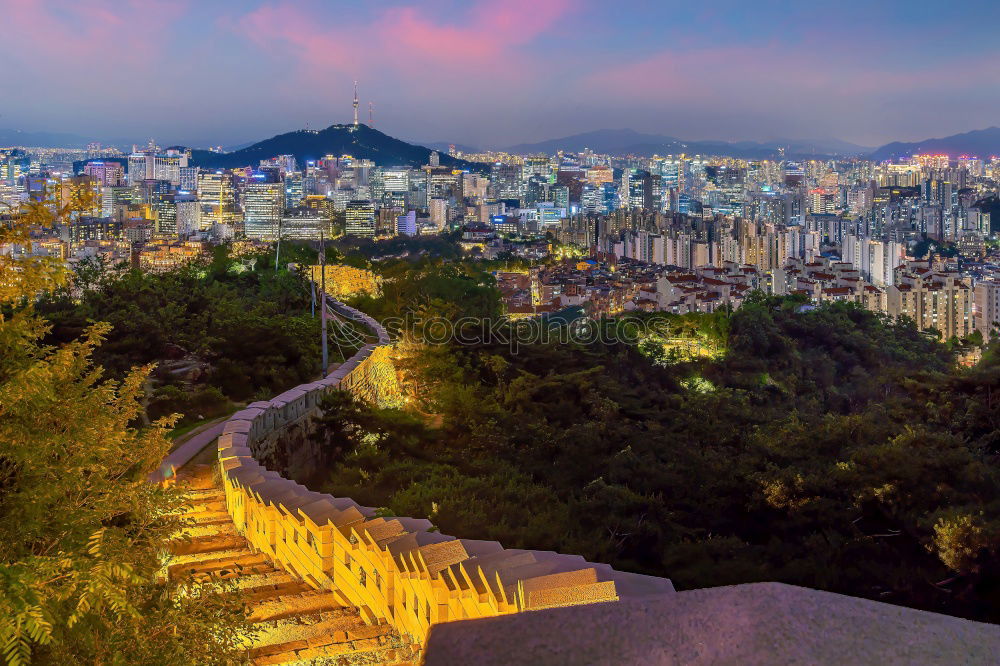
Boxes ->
[869,127,1000,161]
[190,124,481,170]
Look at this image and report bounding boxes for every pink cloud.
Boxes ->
[381,0,572,60]
[234,0,574,88]
[236,3,351,68]
[2,0,187,71]
[583,42,1000,115]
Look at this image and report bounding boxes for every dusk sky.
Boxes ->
[3,0,999,148]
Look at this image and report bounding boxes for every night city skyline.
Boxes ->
[3,0,1000,148]
[4,2,1000,664]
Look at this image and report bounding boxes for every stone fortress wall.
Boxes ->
[216,295,675,649]
[309,265,382,300]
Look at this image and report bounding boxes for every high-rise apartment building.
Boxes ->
[842,234,905,287]
[429,198,448,230]
[974,279,1000,340]
[176,193,199,238]
[886,267,972,340]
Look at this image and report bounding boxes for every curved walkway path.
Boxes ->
[153,287,1000,665]
[153,420,227,482]
[168,464,416,665]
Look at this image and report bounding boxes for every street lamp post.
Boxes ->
[274,215,282,272]
[320,230,328,377]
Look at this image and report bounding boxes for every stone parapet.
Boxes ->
[217,294,674,647]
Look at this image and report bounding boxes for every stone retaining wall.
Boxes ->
[217,295,674,647]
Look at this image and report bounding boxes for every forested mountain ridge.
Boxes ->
[190,124,482,171]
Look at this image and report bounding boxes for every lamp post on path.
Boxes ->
[320,230,328,378]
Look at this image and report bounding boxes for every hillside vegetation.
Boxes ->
[308,259,1000,623]
[37,246,328,428]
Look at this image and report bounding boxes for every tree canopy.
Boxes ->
[1,206,252,663]
[36,246,329,427]
[303,260,1000,623]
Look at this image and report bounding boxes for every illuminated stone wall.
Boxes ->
[217,295,674,650]
[309,265,382,300]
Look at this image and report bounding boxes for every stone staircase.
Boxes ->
[166,465,418,665]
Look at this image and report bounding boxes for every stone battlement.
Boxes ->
[216,296,675,649]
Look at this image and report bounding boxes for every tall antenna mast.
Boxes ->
[353,81,359,127]
[369,101,374,127]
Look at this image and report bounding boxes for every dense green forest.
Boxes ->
[305,258,1000,623]
[330,230,465,262]
[35,247,328,427]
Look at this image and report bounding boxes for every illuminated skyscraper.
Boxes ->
[153,153,187,186]
[396,210,416,236]
[101,185,134,218]
[176,193,199,238]
[623,169,653,210]
[345,199,375,237]
[490,162,522,199]
[179,166,199,192]
[83,161,125,187]
[58,175,101,219]
[128,152,154,185]
[152,192,178,237]
[429,198,448,230]
[284,172,304,207]
[197,171,237,231]
[243,179,285,240]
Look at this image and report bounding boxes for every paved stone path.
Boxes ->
[151,421,226,482]
[168,465,417,665]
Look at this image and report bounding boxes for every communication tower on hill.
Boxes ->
[353,81,359,127]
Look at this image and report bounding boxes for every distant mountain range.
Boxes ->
[868,127,1000,161]
[0,128,93,149]
[191,124,481,170]
[502,126,1000,161]
[502,129,873,159]
[421,141,482,155]
[7,122,1000,163]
